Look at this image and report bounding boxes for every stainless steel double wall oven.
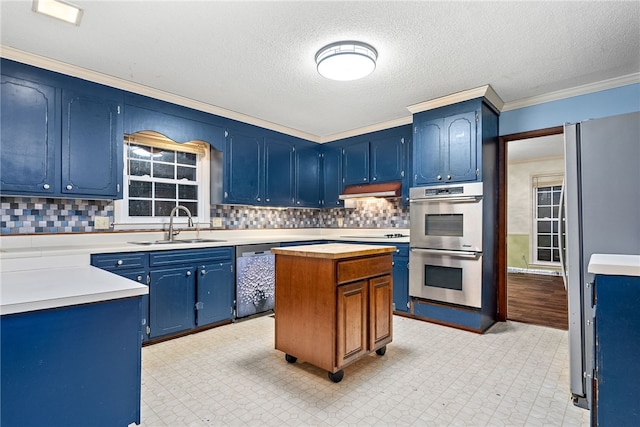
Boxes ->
[409,182,483,308]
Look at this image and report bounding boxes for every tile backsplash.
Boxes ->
[0,196,409,235]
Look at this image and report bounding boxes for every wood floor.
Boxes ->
[507,272,568,330]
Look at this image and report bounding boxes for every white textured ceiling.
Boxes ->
[1,1,639,141]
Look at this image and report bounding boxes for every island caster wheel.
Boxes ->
[285,354,297,363]
[375,346,387,356]
[328,369,344,383]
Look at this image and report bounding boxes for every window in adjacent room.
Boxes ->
[532,174,563,264]
[114,131,210,228]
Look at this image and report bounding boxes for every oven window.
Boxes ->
[425,214,463,237]
[424,265,463,291]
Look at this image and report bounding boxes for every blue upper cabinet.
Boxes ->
[61,87,123,198]
[224,126,263,205]
[264,137,295,206]
[1,74,58,195]
[342,140,370,185]
[0,59,123,199]
[320,144,343,208]
[370,134,405,183]
[413,98,499,186]
[294,144,322,207]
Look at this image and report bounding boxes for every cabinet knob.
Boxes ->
[372,177,377,181]
[43,183,50,190]
[117,260,123,265]
[266,198,270,202]
[66,184,73,190]
[363,177,367,182]
[137,276,143,282]
[201,270,206,276]
[447,175,452,180]
[437,175,442,180]
[296,201,300,205]
[186,271,192,276]
[257,197,261,202]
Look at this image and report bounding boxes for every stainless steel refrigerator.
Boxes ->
[563,111,640,409]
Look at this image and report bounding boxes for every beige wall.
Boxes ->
[507,156,564,269]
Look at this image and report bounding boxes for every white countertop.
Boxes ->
[588,254,640,277]
[1,265,148,315]
[0,228,408,314]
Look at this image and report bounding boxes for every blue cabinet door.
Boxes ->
[445,111,477,182]
[196,261,234,326]
[264,137,294,206]
[0,75,58,195]
[118,270,150,342]
[413,118,443,185]
[225,128,262,204]
[294,145,322,207]
[321,145,343,208]
[149,266,196,338]
[370,135,404,183]
[393,255,409,313]
[61,88,123,198]
[342,141,370,185]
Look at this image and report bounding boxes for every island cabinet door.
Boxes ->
[369,274,393,350]
[336,280,368,368]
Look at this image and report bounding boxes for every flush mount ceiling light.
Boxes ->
[315,41,377,81]
[32,0,83,25]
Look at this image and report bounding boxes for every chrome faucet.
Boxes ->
[168,205,194,241]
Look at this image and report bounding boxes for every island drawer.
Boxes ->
[337,254,392,285]
[91,252,148,271]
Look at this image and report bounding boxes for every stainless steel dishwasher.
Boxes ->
[235,243,280,318]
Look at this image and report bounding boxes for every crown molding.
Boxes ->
[0,46,321,143]
[501,73,640,111]
[319,116,413,143]
[407,84,504,115]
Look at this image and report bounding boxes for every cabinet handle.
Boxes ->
[66,184,73,190]
[43,184,50,190]
[186,271,192,276]
[437,175,442,180]
[117,260,123,265]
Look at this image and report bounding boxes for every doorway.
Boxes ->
[497,127,569,329]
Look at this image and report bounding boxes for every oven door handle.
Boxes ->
[410,196,481,203]
[410,248,481,258]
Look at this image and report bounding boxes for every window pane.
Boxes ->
[538,235,551,248]
[129,199,151,216]
[538,249,551,262]
[155,182,176,199]
[155,201,175,216]
[178,184,198,200]
[538,220,551,233]
[553,222,558,233]
[553,250,560,262]
[128,144,154,159]
[177,151,197,166]
[537,191,551,206]
[153,148,175,163]
[553,190,561,204]
[153,163,174,179]
[129,160,151,176]
[553,235,559,247]
[180,201,198,216]
[538,207,551,218]
[177,166,196,181]
[129,180,152,198]
[552,206,559,218]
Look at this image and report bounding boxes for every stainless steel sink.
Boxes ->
[128,238,226,245]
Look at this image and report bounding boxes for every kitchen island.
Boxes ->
[271,243,395,382]
[1,263,148,427]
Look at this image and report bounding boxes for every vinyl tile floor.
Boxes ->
[139,315,590,426]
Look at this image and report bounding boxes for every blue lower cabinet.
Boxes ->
[393,253,409,312]
[593,274,640,426]
[149,266,197,338]
[1,298,142,427]
[196,261,234,326]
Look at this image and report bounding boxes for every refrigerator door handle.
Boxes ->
[559,179,568,291]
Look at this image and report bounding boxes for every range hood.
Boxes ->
[338,181,402,200]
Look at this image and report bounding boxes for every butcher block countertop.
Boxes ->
[271,243,396,259]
